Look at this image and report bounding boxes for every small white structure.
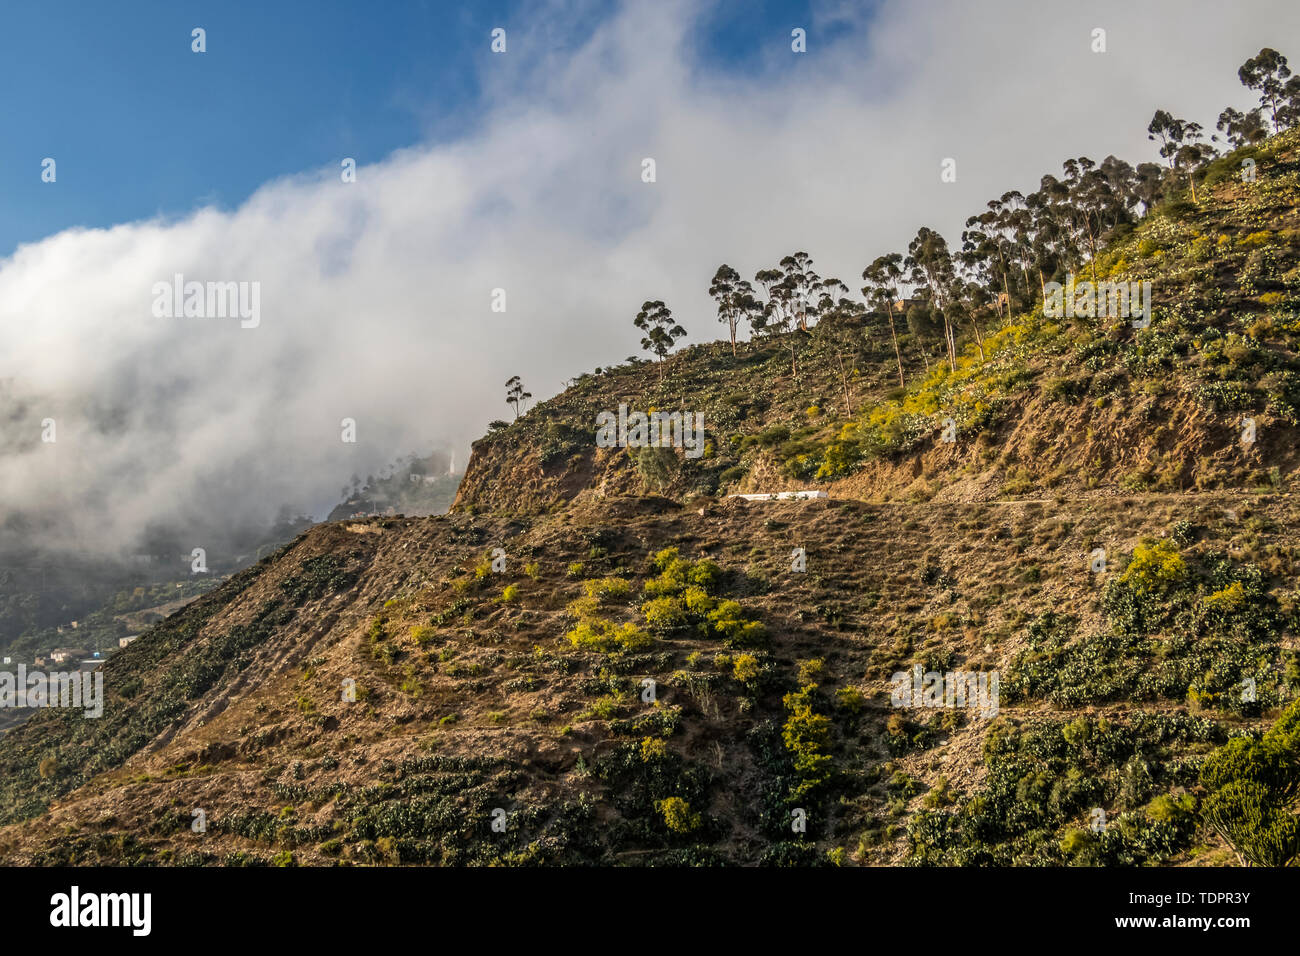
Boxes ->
[119,636,139,649]
[727,490,828,501]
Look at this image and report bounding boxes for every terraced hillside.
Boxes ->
[2,127,1300,869]
[0,487,1296,865]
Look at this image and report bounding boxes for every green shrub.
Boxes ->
[732,653,760,683]
[1199,703,1300,866]
[642,595,690,633]
[640,737,668,761]
[656,796,701,834]
[707,600,765,646]
[782,684,833,801]
[1117,539,1187,592]
[580,695,622,721]
[566,619,653,653]
[583,577,632,601]
[835,686,866,714]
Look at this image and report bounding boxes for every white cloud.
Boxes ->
[1,0,1295,557]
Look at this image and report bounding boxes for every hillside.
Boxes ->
[0,489,1295,865]
[457,128,1300,513]
[2,129,1300,868]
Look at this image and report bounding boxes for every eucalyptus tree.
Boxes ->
[754,267,791,329]
[1046,162,1092,283]
[753,270,807,379]
[992,190,1033,307]
[1003,195,1039,303]
[1064,156,1131,288]
[1238,48,1292,132]
[813,276,853,324]
[1023,188,1067,304]
[961,206,1016,320]
[1033,159,1122,291]
[1035,173,1079,275]
[709,264,758,357]
[1215,106,1269,148]
[633,300,687,382]
[862,253,907,387]
[1099,155,1141,216]
[810,276,859,412]
[1282,75,1300,130]
[1132,162,1166,216]
[905,227,964,370]
[1147,110,1213,202]
[778,252,820,330]
[906,302,936,372]
[505,375,531,420]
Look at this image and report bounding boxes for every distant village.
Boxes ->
[0,618,137,673]
[0,449,464,681]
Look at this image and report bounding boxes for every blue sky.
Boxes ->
[0,0,502,255]
[0,0,826,258]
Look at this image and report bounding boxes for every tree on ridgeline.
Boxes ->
[633,300,686,382]
[962,207,1016,323]
[1023,188,1066,302]
[1147,110,1212,202]
[709,264,759,357]
[861,253,907,388]
[1215,106,1269,149]
[754,267,791,330]
[1239,48,1293,133]
[906,227,964,369]
[753,267,808,379]
[813,276,852,326]
[989,190,1036,310]
[1130,161,1165,216]
[779,252,820,330]
[505,375,531,419]
[1064,156,1131,288]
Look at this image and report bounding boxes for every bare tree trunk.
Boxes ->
[835,350,854,415]
[1087,230,1099,290]
[888,304,905,387]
